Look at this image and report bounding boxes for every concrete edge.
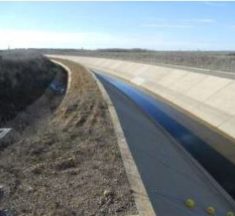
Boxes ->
[47,56,235,141]
[90,67,235,209]
[89,68,156,216]
[49,57,235,209]
[84,63,235,143]
[88,65,235,207]
[67,56,235,79]
[49,58,155,216]
[50,59,72,94]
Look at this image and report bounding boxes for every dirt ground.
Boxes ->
[0,59,137,216]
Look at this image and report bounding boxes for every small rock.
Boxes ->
[103,189,113,198]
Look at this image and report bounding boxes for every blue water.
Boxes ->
[96,72,235,200]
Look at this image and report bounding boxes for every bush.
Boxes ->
[0,51,63,125]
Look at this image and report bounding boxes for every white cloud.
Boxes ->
[0,30,107,49]
[0,29,165,50]
[0,29,231,51]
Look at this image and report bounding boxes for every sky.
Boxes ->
[0,1,235,50]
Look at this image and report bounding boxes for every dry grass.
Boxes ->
[40,48,235,73]
[0,59,137,215]
[0,51,63,125]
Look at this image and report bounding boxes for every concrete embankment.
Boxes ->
[47,55,235,163]
[97,73,235,215]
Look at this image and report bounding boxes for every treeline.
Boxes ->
[1,48,235,73]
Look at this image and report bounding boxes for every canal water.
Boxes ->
[96,72,235,201]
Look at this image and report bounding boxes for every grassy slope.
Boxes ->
[0,51,63,125]
[0,59,137,216]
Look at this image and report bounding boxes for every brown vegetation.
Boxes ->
[0,51,64,126]
[0,58,137,215]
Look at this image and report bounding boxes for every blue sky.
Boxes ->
[0,1,235,50]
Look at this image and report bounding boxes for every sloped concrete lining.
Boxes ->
[47,55,235,161]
